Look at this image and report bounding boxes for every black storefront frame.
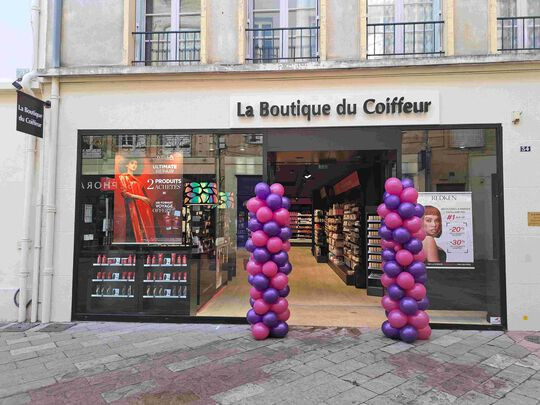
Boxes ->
[73,124,506,330]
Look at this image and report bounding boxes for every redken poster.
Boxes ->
[417,192,474,269]
[113,153,184,244]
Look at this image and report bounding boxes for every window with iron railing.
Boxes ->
[367,0,444,58]
[497,0,540,51]
[133,0,201,65]
[246,0,320,63]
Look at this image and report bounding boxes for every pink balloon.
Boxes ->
[253,299,271,315]
[277,308,290,321]
[256,207,274,223]
[251,230,269,247]
[385,213,403,230]
[273,208,290,226]
[282,241,291,252]
[270,183,285,196]
[388,309,408,328]
[246,197,266,213]
[267,236,283,254]
[262,261,278,278]
[252,322,270,340]
[396,272,415,290]
[413,250,427,262]
[407,283,427,300]
[381,295,400,311]
[246,260,262,275]
[404,217,422,233]
[385,177,403,196]
[250,287,262,300]
[394,244,402,252]
[395,250,414,267]
[412,228,426,241]
[401,187,419,204]
[271,297,289,314]
[381,239,397,250]
[381,274,395,288]
[408,310,430,329]
[377,203,392,219]
[417,325,432,340]
[270,273,288,290]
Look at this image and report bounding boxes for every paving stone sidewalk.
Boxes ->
[1,322,540,404]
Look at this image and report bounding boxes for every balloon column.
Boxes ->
[378,178,431,343]
[245,182,292,340]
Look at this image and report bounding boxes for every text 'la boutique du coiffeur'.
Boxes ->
[237,97,433,121]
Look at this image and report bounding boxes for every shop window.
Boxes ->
[367,0,444,57]
[497,0,540,51]
[133,0,201,65]
[402,128,503,326]
[75,133,262,318]
[246,0,320,63]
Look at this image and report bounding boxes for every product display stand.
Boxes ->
[289,209,313,245]
[365,208,383,296]
[313,209,328,262]
[343,203,362,273]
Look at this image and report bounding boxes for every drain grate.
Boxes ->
[1,323,40,332]
[39,323,76,332]
[525,335,540,345]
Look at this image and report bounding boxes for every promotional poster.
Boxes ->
[113,152,184,244]
[417,192,475,269]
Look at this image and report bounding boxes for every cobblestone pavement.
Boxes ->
[1,323,540,404]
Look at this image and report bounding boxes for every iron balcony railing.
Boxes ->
[498,16,540,51]
[246,26,319,63]
[132,30,200,65]
[367,20,444,57]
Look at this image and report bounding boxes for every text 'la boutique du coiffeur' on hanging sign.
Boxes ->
[230,92,440,128]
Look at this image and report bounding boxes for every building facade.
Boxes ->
[1,0,539,331]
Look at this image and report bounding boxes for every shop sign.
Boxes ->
[231,92,439,128]
[16,91,46,138]
[417,192,475,270]
[334,172,360,195]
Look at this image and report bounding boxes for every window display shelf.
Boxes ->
[143,295,187,299]
[143,264,189,267]
[92,279,135,282]
[91,294,135,298]
[366,210,384,296]
[93,264,136,267]
[368,272,383,280]
[143,280,187,283]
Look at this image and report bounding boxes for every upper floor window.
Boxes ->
[367,0,444,57]
[133,0,201,65]
[498,0,540,51]
[246,0,320,63]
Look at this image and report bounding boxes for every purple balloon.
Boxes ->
[278,285,290,297]
[399,325,418,343]
[401,178,414,188]
[263,221,281,237]
[248,218,263,232]
[270,321,289,338]
[384,194,401,210]
[255,182,271,199]
[263,288,280,304]
[393,227,411,244]
[279,227,292,241]
[262,311,279,328]
[252,274,270,291]
[381,249,396,262]
[272,251,289,267]
[248,212,255,219]
[383,191,390,199]
[404,238,423,254]
[253,247,271,263]
[407,261,427,279]
[248,275,254,285]
[246,309,262,325]
[266,194,282,211]
[379,225,393,241]
[383,261,402,278]
[414,204,425,218]
[245,239,256,253]
[399,297,419,315]
[415,274,428,284]
[387,283,405,300]
[281,197,291,210]
[279,262,292,275]
[249,297,255,307]
[417,297,430,310]
[398,202,416,219]
[381,320,400,339]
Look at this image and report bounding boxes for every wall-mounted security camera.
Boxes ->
[12,80,23,90]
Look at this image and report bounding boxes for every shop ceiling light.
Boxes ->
[303,168,312,179]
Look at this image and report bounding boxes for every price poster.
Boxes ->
[417,192,474,269]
